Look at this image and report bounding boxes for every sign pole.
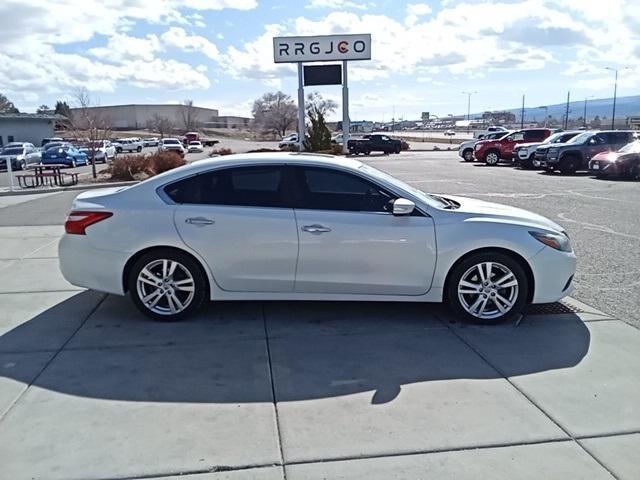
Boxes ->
[297,62,305,152]
[6,154,14,192]
[342,60,349,154]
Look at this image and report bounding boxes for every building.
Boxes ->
[204,116,251,129]
[68,104,219,130]
[627,116,640,130]
[0,113,60,147]
[482,111,516,124]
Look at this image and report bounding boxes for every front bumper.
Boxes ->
[529,246,577,303]
[589,160,619,176]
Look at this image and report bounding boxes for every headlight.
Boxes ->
[529,231,572,252]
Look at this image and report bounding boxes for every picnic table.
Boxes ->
[16,164,79,188]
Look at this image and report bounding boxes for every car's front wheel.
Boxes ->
[447,252,528,324]
[128,249,207,321]
[484,150,500,165]
[463,149,474,162]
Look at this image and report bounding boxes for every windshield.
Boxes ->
[164,139,180,145]
[567,132,592,144]
[1,147,23,155]
[358,163,450,209]
[619,141,640,153]
[44,142,64,150]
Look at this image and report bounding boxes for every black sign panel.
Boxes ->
[303,64,342,86]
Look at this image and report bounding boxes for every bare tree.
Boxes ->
[180,99,200,133]
[36,104,50,114]
[70,87,112,179]
[146,114,173,138]
[305,91,338,117]
[252,91,297,137]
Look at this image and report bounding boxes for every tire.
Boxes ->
[19,160,27,171]
[544,166,555,173]
[560,155,579,174]
[629,164,640,181]
[463,149,474,162]
[395,146,401,154]
[137,146,142,152]
[364,149,371,155]
[71,159,76,168]
[520,155,534,170]
[128,249,207,321]
[484,150,500,165]
[446,251,528,324]
[116,147,122,153]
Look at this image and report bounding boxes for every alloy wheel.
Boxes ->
[485,152,499,165]
[136,259,196,316]
[457,262,519,320]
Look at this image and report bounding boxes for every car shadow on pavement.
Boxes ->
[0,291,591,405]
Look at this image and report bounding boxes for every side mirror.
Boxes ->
[393,198,415,216]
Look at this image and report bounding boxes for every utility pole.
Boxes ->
[564,91,570,130]
[537,106,548,127]
[583,96,594,128]
[391,105,395,132]
[520,94,525,129]
[462,91,477,121]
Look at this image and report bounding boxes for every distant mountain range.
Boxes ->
[477,95,640,122]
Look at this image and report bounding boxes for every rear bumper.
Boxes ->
[59,234,129,295]
[529,246,577,303]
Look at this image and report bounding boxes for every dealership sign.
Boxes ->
[273,34,371,63]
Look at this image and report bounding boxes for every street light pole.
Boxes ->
[605,66,629,130]
[462,91,477,121]
[537,106,548,127]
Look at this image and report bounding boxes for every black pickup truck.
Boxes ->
[347,134,403,155]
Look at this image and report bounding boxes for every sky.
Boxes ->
[1,0,639,122]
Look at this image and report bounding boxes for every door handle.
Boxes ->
[302,224,331,234]
[185,217,215,226]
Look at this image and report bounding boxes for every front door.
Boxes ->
[170,165,299,292]
[292,166,436,295]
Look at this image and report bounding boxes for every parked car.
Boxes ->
[537,130,638,174]
[589,140,640,180]
[41,144,88,167]
[41,137,63,147]
[279,133,299,149]
[512,131,581,169]
[473,126,509,139]
[79,140,116,164]
[112,138,143,153]
[42,141,66,151]
[143,138,159,147]
[458,131,511,162]
[348,134,402,155]
[59,153,575,324]
[4,142,36,149]
[474,129,552,165]
[158,138,185,156]
[0,145,41,170]
[444,130,456,136]
[187,141,204,153]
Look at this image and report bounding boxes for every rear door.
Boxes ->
[291,165,436,295]
[586,133,611,161]
[170,165,299,292]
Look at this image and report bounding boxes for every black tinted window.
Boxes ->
[524,130,545,142]
[165,166,287,208]
[296,167,394,212]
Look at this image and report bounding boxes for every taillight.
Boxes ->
[64,211,113,235]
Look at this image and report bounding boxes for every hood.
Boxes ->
[459,139,477,148]
[591,150,628,162]
[514,142,542,149]
[545,141,581,150]
[474,139,497,147]
[443,195,564,233]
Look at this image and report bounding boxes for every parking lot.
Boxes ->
[0,150,639,480]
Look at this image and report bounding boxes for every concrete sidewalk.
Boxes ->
[0,226,638,480]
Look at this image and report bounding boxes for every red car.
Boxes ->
[474,128,552,165]
[589,140,640,179]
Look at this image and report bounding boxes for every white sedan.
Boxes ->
[187,141,204,153]
[59,153,576,323]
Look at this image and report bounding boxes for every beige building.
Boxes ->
[69,104,219,130]
[205,116,251,129]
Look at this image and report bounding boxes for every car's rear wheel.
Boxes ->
[628,164,640,181]
[137,146,142,152]
[447,252,528,324]
[128,249,207,321]
[463,149,474,162]
[71,159,76,168]
[19,160,27,170]
[484,150,500,165]
[395,146,401,154]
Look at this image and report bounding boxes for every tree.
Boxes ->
[303,93,337,152]
[592,115,602,128]
[251,91,297,137]
[54,101,72,118]
[69,87,112,179]
[36,104,50,114]
[180,99,200,132]
[146,114,173,138]
[0,93,19,113]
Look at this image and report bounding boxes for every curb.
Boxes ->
[0,181,139,197]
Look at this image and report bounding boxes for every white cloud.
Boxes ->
[405,3,432,26]
[307,0,370,10]
[89,33,161,62]
[161,27,220,60]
